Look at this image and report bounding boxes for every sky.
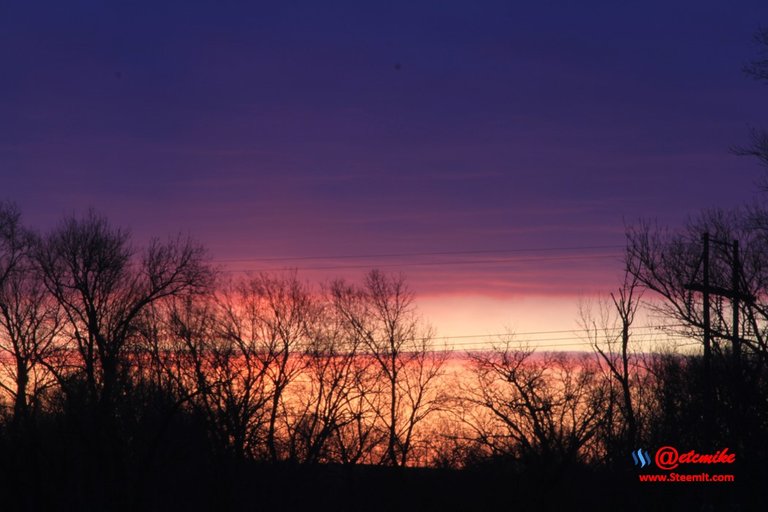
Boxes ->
[3,1,768,340]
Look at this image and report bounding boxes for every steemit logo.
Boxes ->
[631,449,651,468]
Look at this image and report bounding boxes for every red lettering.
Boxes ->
[652,447,736,470]
[718,448,736,463]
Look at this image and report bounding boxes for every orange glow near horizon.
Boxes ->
[417,293,582,340]
[217,246,631,352]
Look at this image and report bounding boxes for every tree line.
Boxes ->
[2,27,768,510]
[0,206,453,467]
[1,205,767,490]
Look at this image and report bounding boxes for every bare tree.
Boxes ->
[735,28,768,171]
[626,210,768,363]
[35,209,211,417]
[213,272,314,461]
[324,354,385,465]
[163,293,275,459]
[625,208,768,455]
[331,270,447,467]
[460,344,606,470]
[250,272,313,461]
[0,204,61,427]
[286,294,374,463]
[579,271,648,459]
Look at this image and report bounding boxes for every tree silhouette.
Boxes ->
[0,204,763,510]
[578,271,651,462]
[460,344,606,472]
[626,210,768,364]
[287,289,374,463]
[0,203,61,429]
[331,270,446,467]
[35,210,212,419]
[736,28,768,171]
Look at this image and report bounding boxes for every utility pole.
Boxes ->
[685,233,748,446]
[685,234,747,362]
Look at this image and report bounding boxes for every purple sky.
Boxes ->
[3,1,768,329]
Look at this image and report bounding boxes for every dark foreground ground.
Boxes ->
[2,457,762,512]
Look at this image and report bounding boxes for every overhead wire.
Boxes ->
[429,323,689,340]
[221,253,624,272]
[211,243,626,272]
[440,335,697,350]
[341,323,702,351]
[213,244,625,263]
[204,243,707,352]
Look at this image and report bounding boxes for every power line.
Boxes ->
[430,324,688,340]
[418,322,702,350]
[221,253,624,273]
[326,323,700,350]
[446,333,690,345]
[441,333,695,349]
[212,244,624,264]
[203,244,707,351]
[425,339,702,353]
[454,339,702,351]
